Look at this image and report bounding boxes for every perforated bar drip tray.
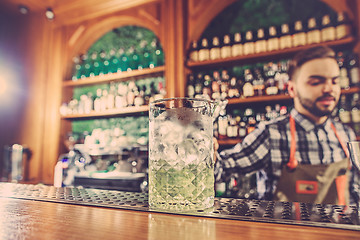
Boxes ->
[0,183,359,231]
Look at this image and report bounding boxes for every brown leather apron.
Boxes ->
[274,116,350,205]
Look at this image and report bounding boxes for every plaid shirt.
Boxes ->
[215,108,359,203]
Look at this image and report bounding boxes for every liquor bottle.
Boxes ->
[97,51,108,75]
[194,73,204,98]
[198,38,210,61]
[84,93,93,114]
[189,41,199,62]
[101,89,109,111]
[232,32,243,57]
[246,116,256,134]
[228,76,240,99]
[218,108,228,139]
[80,53,89,78]
[103,50,112,74]
[107,83,116,110]
[89,51,100,77]
[279,23,292,49]
[227,114,239,139]
[351,93,360,135]
[337,52,350,89]
[72,56,82,80]
[243,31,255,55]
[210,36,221,60]
[154,39,164,66]
[220,35,232,59]
[292,20,307,47]
[94,88,103,112]
[140,40,151,69]
[107,48,117,73]
[252,68,265,96]
[127,81,137,106]
[134,85,145,106]
[186,74,195,98]
[202,74,212,100]
[83,53,92,78]
[307,17,321,44]
[148,81,157,103]
[278,60,290,94]
[143,84,151,106]
[238,121,247,138]
[280,105,288,116]
[321,14,336,42]
[267,26,279,51]
[335,11,352,40]
[115,83,128,109]
[156,77,166,100]
[212,71,222,100]
[133,47,142,70]
[264,62,279,95]
[255,28,267,54]
[338,95,351,124]
[127,46,136,70]
[220,69,230,99]
[265,105,272,121]
[243,68,255,97]
[116,48,127,72]
[348,53,360,87]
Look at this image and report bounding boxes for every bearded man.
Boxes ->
[214,46,359,205]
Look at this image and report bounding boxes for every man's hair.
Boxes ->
[288,45,336,81]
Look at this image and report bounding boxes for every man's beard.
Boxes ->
[297,93,337,117]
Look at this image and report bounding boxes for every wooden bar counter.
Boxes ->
[0,183,359,240]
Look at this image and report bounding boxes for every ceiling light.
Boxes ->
[45,8,55,20]
[18,5,29,14]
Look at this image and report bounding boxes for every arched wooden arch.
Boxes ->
[66,14,161,76]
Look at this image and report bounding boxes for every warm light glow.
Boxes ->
[0,76,8,96]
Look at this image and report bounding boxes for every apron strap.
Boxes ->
[287,116,298,169]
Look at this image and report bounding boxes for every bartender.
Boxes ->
[214,45,359,205]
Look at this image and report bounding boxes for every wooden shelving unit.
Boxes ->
[227,87,360,105]
[63,66,165,87]
[61,105,149,120]
[187,37,355,69]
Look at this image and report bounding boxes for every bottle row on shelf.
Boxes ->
[188,12,353,63]
[215,93,360,143]
[71,38,164,81]
[60,77,165,116]
[214,104,289,141]
[187,60,290,101]
[187,50,360,101]
[337,93,360,136]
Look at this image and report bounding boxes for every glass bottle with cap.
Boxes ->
[279,23,292,49]
[210,36,221,60]
[292,20,307,47]
[198,38,210,61]
[267,26,279,51]
[189,40,199,62]
[232,32,243,57]
[220,34,232,59]
[321,14,336,42]
[243,30,255,55]
[255,28,267,53]
[307,17,321,44]
[335,11,352,40]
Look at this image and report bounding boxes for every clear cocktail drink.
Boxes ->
[149,98,215,211]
